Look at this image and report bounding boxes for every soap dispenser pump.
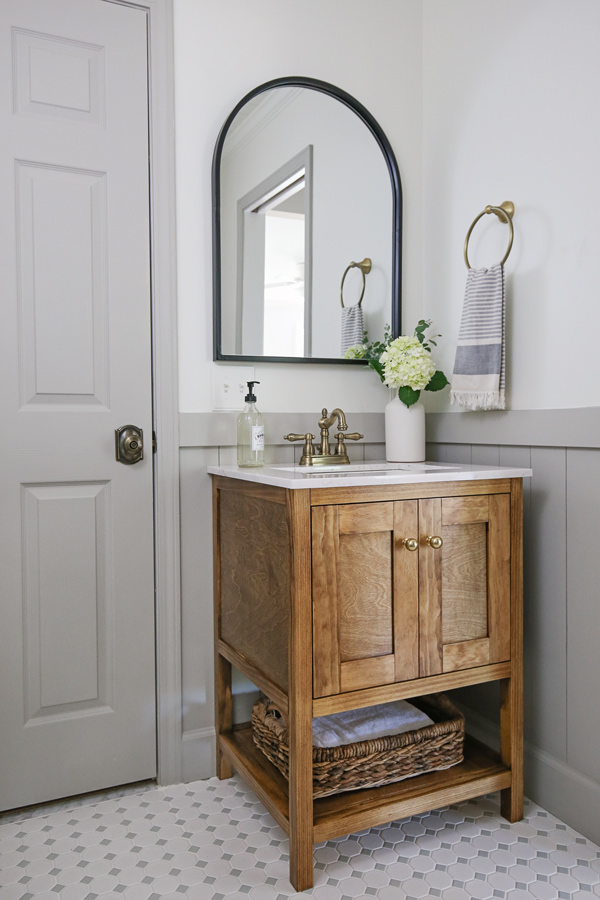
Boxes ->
[237,381,264,467]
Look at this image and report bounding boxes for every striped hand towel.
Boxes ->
[341,304,364,355]
[450,262,506,410]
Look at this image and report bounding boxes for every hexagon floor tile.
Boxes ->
[1,777,599,899]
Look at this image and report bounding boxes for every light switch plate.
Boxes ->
[211,366,255,410]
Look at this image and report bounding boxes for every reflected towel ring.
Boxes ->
[464,201,515,269]
[340,258,372,308]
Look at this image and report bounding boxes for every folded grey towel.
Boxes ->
[312,699,433,749]
[341,304,364,355]
[450,263,506,410]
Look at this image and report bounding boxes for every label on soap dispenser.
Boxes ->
[251,425,264,451]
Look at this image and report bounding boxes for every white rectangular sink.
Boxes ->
[275,461,460,475]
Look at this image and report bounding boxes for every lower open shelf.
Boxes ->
[219,724,512,843]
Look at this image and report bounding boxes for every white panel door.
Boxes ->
[0,0,156,810]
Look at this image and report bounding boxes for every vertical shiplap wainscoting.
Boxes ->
[428,408,600,846]
[178,409,600,847]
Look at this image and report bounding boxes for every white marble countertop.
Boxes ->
[207,460,533,490]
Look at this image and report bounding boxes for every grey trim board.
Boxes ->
[181,408,600,451]
[179,411,385,448]
[428,407,600,448]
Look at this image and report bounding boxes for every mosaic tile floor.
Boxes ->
[1,774,599,900]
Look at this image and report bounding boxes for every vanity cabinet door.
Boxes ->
[419,494,511,677]
[312,501,419,698]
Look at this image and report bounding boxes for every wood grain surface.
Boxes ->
[339,654,396,692]
[442,495,489,525]
[443,637,490,672]
[286,489,314,891]
[312,506,341,698]
[339,501,393,534]
[393,500,420,682]
[313,661,512,717]
[219,490,290,691]
[310,478,512,507]
[488,493,511,663]
[442,522,488,644]
[418,498,443,676]
[338,530,393,662]
[501,479,524,822]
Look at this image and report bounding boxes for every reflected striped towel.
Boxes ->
[341,304,364,355]
[450,262,506,410]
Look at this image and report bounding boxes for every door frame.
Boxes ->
[103,0,181,786]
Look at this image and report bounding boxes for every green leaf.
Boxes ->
[368,359,385,382]
[425,370,450,392]
[398,386,421,407]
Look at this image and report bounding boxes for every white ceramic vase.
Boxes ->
[385,395,426,462]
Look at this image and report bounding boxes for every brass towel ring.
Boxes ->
[464,201,515,269]
[340,258,372,308]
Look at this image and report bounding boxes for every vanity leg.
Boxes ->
[501,479,524,821]
[500,675,523,821]
[215,652,233,779]
[287,490,314,892]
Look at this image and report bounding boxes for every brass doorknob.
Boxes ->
[425,535,443,550]
[115,425,144,465]
[402,538,418,552]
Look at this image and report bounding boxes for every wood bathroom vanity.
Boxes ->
[209,461,531,892]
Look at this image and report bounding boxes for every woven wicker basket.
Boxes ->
[252,693,465,798]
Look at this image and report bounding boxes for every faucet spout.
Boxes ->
[318,407,348,432]
[318,408,347,457]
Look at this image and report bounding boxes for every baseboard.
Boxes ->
[181,689,260,783]
[182,727,216,783]
[460,704,600,845]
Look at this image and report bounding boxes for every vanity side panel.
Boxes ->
[218,486,290,692]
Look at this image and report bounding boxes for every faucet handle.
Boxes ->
[336,432,364,441]
[284,433,311,442]
[284,433,317,463]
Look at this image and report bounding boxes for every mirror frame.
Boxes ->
[212,76,403,364]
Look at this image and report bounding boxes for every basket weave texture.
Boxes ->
[252,693,465,798]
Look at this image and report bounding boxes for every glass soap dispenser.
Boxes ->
[237,381,264,467]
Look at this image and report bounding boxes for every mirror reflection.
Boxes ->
[214,79,402,363]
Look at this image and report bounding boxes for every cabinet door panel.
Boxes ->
[338,530,393,661]
[441,522,488,643]
[439,493,510,674]
[312,499,419,697]
[419,493,511,676]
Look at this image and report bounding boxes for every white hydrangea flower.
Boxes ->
[379,336,435,391]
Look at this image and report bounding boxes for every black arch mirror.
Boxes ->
[213,76,402,364]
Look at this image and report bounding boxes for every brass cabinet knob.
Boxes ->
[425,535,443,550]
[402,538,419,552]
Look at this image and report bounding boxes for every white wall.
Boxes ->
[422,0,600,411]
[174,0,423,414]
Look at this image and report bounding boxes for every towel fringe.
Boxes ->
[450,389,505,411]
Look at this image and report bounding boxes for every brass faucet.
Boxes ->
[284,408,363,466]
